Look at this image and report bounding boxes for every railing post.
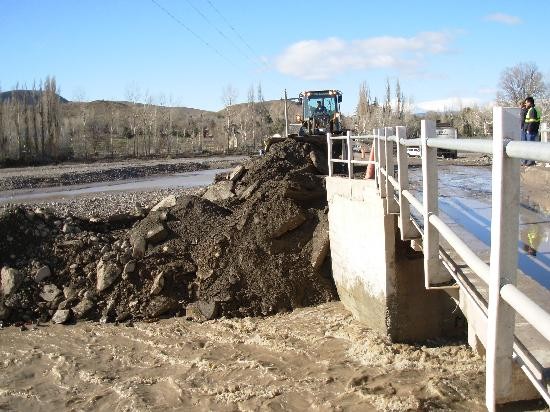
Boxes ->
[346,130,353,179]
[421,119,446,286]
[396,126,417,239]
[385,127,399,213]
[373,128,380,191]
[326,133,333,177]
[377,128,386,199]
[486,107,521,410]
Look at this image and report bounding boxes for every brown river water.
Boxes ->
[0,303,487,411]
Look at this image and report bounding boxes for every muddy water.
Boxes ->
[0,303,486,411]
[0,168,228,205]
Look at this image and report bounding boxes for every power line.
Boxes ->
[150,0,240,69]
[205,0,268,69]
[183,0,257,67]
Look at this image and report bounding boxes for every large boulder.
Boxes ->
[96,260,122,292]
[151,195,177,211]
[1,267,23,296]
[202,181,235,202]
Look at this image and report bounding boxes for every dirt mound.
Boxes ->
[0,138,337,325]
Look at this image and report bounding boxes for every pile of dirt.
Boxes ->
[0,138,337,325]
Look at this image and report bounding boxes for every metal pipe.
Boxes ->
[428,214,491,284]
[427,138,493,154]
[402,189,422,214]
[506,141,550,162]
[387,174,399,190]
[500,284,550,342]
[399,137,421,147]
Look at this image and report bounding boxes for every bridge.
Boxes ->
[325,107,550,411]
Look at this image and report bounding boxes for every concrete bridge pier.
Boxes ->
[326,177,464,342]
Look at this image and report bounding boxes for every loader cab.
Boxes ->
[300,90,341,119]
[298,90,343,136]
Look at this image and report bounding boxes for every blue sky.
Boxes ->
[1,1,548,114]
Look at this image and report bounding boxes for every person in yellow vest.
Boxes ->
[521,223,541,256]
[522,96,541,166]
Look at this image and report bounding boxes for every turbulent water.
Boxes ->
[0,303,487,411]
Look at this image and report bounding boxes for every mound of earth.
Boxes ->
[0,138,337,325]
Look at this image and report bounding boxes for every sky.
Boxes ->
[1,0,549,114]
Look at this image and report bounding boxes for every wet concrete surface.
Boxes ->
[410,165,550,289]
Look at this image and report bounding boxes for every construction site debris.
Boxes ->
[0,138,337,325]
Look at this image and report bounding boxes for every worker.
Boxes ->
[521,223,541,256]
[314,100,327,115]
[522,96,541,166]
[520,99,527,142]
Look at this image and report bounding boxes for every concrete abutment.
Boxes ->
[326,176,464,342]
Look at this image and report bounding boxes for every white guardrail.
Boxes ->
[327,107,550,411]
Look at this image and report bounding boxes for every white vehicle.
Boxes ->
[407,147,421,157]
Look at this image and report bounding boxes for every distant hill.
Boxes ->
[0,90,69,104]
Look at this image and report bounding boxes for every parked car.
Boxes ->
[407,147,422,157]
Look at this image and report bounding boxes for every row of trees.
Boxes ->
[353,62,548,139]
[0,79,285,164]
[354,78,421,137]
[0,77,63,162]
[1,64,546,163]
[221,83,285,150]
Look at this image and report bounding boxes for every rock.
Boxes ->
[123,260,136,274]
[309,150,329,175]
[150,272,165,295]
[269,208,307,238]
[57,299,76,310]
[34,265,52,282]
[72,298,95,319]
[228,165,246,182]
[1,267,23,296]
[311,220,330,270]
[185,300,219,322]
[238,181,260,200]
[63,286,78,299]
[96,260,122,292]
[146,296,179,318]
[146,224,169,245]
[0,300,10,320]
[151,195,177,211]
[202,181,235,202]
[134,203,146,216]
[51,309,71,324]
[40,284,61,302]
[132,236,146,258]
[83,290,98,301]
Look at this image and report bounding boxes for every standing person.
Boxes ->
[520,99,527,142]
[523,96,541,166]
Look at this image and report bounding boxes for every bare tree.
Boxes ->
[221,84,238,150]
[497,62,548,105]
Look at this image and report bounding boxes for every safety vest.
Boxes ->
[525,107,541,124]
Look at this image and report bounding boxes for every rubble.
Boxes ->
[0,138,337,325]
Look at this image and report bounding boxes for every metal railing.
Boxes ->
[327,107,550,411]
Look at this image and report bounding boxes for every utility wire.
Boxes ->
[150,0,240,69]
[205,0,268,69]
[183,0,257,67]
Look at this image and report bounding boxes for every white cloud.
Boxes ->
[484,13,522,25]
[415,97,481,112]
[275,32,452,80]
